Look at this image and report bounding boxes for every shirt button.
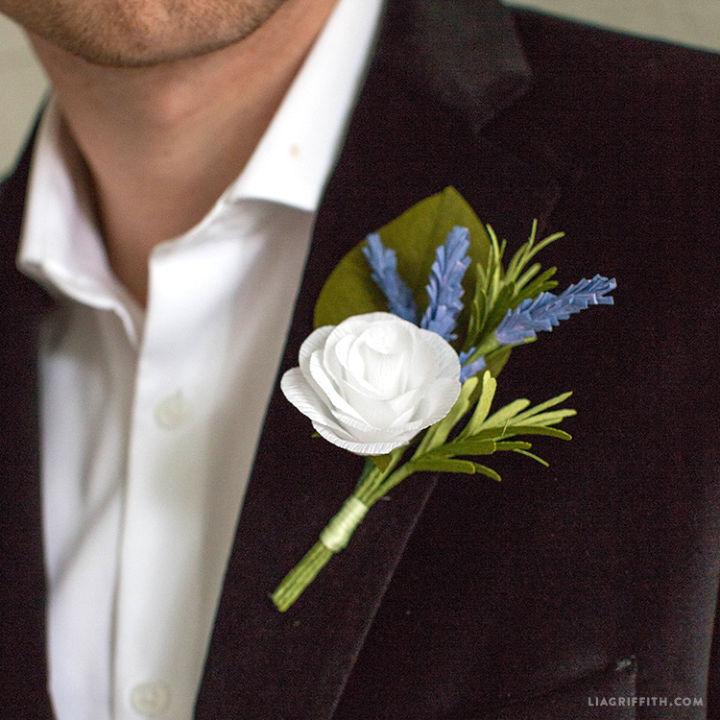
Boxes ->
[130,681,170,717]
[154,390,190,430]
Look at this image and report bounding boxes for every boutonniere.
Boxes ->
[272,187,616,612]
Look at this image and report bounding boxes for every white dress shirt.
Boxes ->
[16,2,384,718]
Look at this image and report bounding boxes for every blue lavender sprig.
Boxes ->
[420,226,472,341]
[495,274,617,345]
[362,233,417,323]
[459,347,487,382]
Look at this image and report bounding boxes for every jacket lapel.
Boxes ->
[0,134,55,718]
[196,2,564,719]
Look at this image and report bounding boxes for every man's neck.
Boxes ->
[30,0,337,306]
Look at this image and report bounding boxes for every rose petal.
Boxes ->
[403,335,437,389]
[298,325,334,375]
[307,351,366,423]
[417,326,462,381]
[312,421,418,456]
[280,368,344,433]
[411,376,462,425]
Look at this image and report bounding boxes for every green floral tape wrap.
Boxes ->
[319,497,369,552]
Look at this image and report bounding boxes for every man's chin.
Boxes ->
[4,0,288,69]
[56,35,251,70]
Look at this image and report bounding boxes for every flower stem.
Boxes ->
[271,454,407,612]
[365,464,413,505]
[271,540,334,612]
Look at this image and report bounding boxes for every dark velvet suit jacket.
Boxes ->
[2,2,720,718]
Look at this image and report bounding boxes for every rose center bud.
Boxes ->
[355,324,410,398]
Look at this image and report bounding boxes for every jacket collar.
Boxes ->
[0,2,557,718]
[376,0,533,130]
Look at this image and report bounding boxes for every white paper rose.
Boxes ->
[281,312,462,456]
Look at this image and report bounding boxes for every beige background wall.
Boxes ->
[0,20,46,173]
[505,0,720,52]
[1,1,719,173]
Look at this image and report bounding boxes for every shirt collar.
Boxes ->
[17,0,384,304]
[227,0,385,211]
[17,101,137,309]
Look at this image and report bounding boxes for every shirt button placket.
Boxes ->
[153,389,190,430]
[129,681,171,717]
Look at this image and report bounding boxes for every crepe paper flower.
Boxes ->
[420,226,472,341]
[362,234,417,323]
[281,312,462,456]
[272,189,616,613]
[459,347,487,382]
[495,275,617,345]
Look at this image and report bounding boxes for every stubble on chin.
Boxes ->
[1,0,287,67]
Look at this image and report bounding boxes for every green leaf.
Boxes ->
[513,262,542,291]
[410,458,478,475]
[473,464,503,482]
[512,448,550,467]
[494,441,533,452]
[470,425,573,442]
[518,409,577,426]
[428,439,497,458]
[466,281,487,350]
[461,370,497,437]
[314,187,491,329]
[512,426,572,441]
[480,399,532,429]
[480,282,516,341]
[512,391,574,422]
[504,220,537,281]
[513,266,559,305]
[522,231,565,267]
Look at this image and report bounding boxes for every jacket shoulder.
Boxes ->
[511,9,720,98]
